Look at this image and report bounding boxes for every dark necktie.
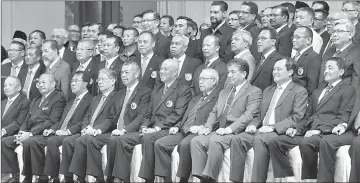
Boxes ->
[163,85,168,95]
[319,84,333,104]
[90,95,106,126]
[333,50,341,57]
[117,89,131,130]
[205,60,210,68]
[60,98,80,130]
[219,87,236,128]
[182,93,208,133]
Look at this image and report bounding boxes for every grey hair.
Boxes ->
[233,30,253,48]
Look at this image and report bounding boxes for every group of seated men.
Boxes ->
[1,0,360,183]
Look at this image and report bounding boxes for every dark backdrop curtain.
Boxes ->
[65,1,123,29]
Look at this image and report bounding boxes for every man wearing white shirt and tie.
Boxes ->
[52,28,76,66]
[1,41,27,100]
[169,35,201,87]
[104,61,152,183]
[135,31,164,89]
[23,47,46,100]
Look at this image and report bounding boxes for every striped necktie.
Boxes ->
[60,98,80,130]
[90,95,106,126]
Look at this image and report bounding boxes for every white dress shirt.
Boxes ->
[77,58,92,71]
[267,79,292,125]
[23,63,41,98]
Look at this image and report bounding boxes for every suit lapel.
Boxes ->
[253,51,275,81]
[2,95,22,119]
[109,57,120,70]
[155,80,177,111]
[143,55,155,79]
[262,86,276,118]
[124,85,140,115]
[317,82,342,110]
[338,44,353,59]
[231,82,249,106]
[96,91,115,118]
[296,48,312,66]
[47,60,61,74]
[179,56,190,77]
[1,99,8,118]
[40,91,56,108]
[275,82,293,108]
[209,58,221,68]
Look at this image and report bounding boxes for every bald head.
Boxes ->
[202,35,220,59]
[159,59,180,84]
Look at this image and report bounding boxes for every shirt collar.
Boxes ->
[338,42,352,52]
[277,79,292,90]
[174,54,186,63]
[318,27,327,35]
[59,47,65,56]
[235,49,250,58]
[12,60,24,68]
[49,57,61,70]
[76,90,88,101]
[102,89,114,98]
[8,93,20,101]
[43,89,55,99]
[212,21,226,33]
[296,45,312,56]
[127,80,139,93]
[165,79,176,88]
[263,49,276,59]
[206,56,219,66]
[141,52,154,60]
[235,80,246,92]
[328,79,341,88]
[79,57,92,69]
[276,24,287,33]
[106,55,119,67]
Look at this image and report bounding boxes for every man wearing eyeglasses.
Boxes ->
[1,40,28,100]
[171,16,198,58]
[294,7,323,54]
[142,10,171,59]
[342,1,360,44]
[67,25,81,52]
[65,68,117,183]
[291,26,321,95]
[133,14,143,34]
[196,1,235,63]
[238,1,261,61]
[191,59,261,182]
[251,28,283,91]
[153,68,220,183]
[228,10,241,30]
[52,28,76,67]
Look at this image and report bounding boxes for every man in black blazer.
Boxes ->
[349,112,360,182]
[240,1,261,61]
[22,47,46,100]
[1,77,30,138]
[314,10,331,57]
[1,41,27,100]
[119,28,140,63]
[72,39,96,95]
[192,35,227,96]
[271,5,294,57]
[92,35,126,95]
[1,74,66,183]
[291,26,322,95]
[168,35,202,87]
[251,28,283,91]
[66,69,117,183]
[52,28,76,66]
[110,59,191,183]
[153,68,220,182]
[268,57,356,181]
[104,61,152,183]
[135,31,164,89]
[142,10,171,59]
[342,1,360,44]
[30,72,92,183]
[196,1,235,62]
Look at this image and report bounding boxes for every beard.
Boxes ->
[211,17,223,29]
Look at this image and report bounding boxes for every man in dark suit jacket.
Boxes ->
[135,31,164,89]
[342,1,360,44]
[29,72,93,183]
[42,40,72,101]
[192,35,227,96]
[1,41,27,100]
[1,77,30,138]
[111,59,191,182]
[191,59,262,182]
[251,28,284,91]
[72,39,96,95]
[167,35,202,87]
[142,10,171,59]
[271,5,295,57]
[66,69,117,182]
[22,47,46,100]
[240,2,261,61]
[313,9,331,56]
[196,1,235,62]
[52,28,77,66]
[291,26,322,95]
[1,74,66,183]
[153,68,220,182]
[268,57,356,182]
[230,58,308,182]
[349,112,360,182]
[104,62,151,183]
[92,35,126,96]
